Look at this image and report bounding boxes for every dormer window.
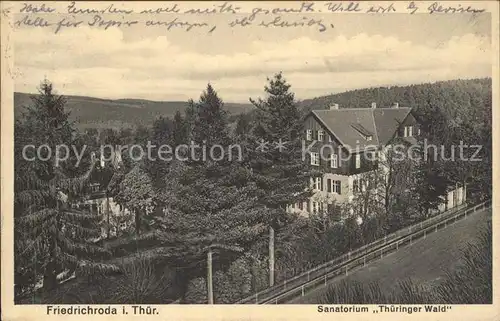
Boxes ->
[306,129,312,140]
[351,123,373,142]
[318,130,324,141]
[404,126,413,137]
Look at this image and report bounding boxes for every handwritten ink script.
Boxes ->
[13,1,487,35]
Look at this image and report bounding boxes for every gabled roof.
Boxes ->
[310,107,412,152]
[372,107,413,146]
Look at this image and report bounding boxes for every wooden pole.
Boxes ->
[207,247,214,304]
[269,226,275,287]
[106,194,111,239]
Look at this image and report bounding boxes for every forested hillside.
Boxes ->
[14,92,254,129]
[300,78,491,117]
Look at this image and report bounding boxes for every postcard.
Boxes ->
[1,1,498,320]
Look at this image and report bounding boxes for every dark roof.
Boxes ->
[311,107,412,152]
[373,108,413,146]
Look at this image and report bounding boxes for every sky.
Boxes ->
[12,2,493,103]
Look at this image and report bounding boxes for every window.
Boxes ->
[329,135,333,142]
[306,129,312,140]
[310,152,320,166]
[333,180,342,194]
[330,153,338,168]
[355,154,361,169]
[366,135,372,141]
[327,178,332,192]
[298,202,303,210]
[314,177,322,191]
[404,126,414,137]
[329,180,342,194]
[353,179,360,193]
[318,130,324,141]
[417,127,421,136]
[312,202,320,214]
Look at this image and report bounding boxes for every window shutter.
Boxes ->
[327,179,332,193]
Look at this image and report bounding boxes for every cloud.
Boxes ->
[14,27,491,102]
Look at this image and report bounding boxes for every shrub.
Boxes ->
[216,257,253,303]
[23,256,178,304]
[321,280,386,304]
[111,256,174,303]
[435,223,492,303]
[185,277,207,304]
[391,279,435,304]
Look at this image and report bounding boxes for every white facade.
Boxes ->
[81,196,133,238]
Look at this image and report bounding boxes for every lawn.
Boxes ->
[292,208,492,304]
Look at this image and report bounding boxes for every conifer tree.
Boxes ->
[413,104,451,217]
[112,85,268,299]
[113,85,267,302]
[172,110,190,146]
[248,72,316,286]
[164,84,267,256]
[192,84,231,147]
[234,113,252,138]
[144,116,172,187]
[14,81,118,296]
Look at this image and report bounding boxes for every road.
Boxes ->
[290,208,491,303]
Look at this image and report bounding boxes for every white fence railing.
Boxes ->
[237,200,490,304]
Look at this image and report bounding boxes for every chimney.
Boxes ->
[329,103,339,110]
[371,102,376,109]
[392,102,399,109]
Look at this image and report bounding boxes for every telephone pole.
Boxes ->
[207,247,214,304]
[269,226,275,287]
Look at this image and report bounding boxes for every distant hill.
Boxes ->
[15,78,491,130]
[14,92,254,129]
[298,78,492,115]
